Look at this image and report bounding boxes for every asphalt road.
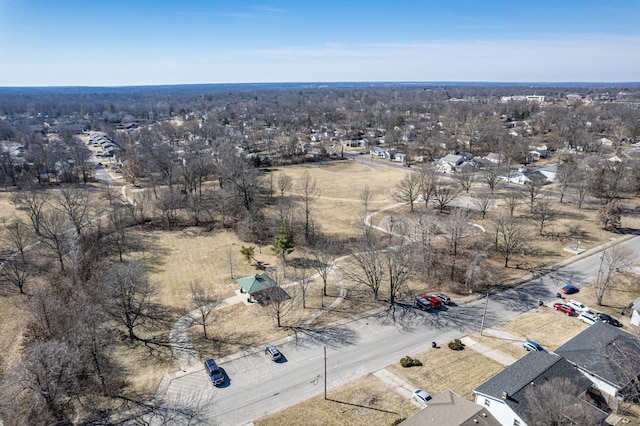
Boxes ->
[161,235,640,426]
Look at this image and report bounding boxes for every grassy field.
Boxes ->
[255,373,416,426]
[387,345,505,401]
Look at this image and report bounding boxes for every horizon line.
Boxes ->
[1,80,640,90]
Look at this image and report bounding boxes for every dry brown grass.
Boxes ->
[387,345,504,400]
[494,307,589,351]
[255,373,415,426]
[0,294,27,370]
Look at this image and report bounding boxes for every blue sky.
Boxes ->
[0,0,638,86]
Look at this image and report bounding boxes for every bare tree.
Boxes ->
[51,187,94,236]
[262,270,297,328]
[571,168,590,209]
[453,168,474,193]
[531,196,557,236]
[189,280,218,339]
[524,377,603,426]
[276,173,292,197]
[0,340,80,424]
[472,189,494,219]
[464,249,499,293]
[346,238,385,301]
[418,164,438,208]
[102,260,158,341]
[385,247,413,305]
[444,208,469,281]
[556,161,576,203]
[225,248,235,279]
[526,175,546,212]
[493,215,529,268]
[12,189,49,235]
[360,184,372,212]
[481,163,502,193]
[305,239,338,297]
[503,190,523,217]
[38,209,72,272]
[412,212,440,277]
[3,217,35,263]
[433,181,460,213]
[393,172,421,212]
[297,171,320,243]
[594,245,637,305]
[0,255,32,294]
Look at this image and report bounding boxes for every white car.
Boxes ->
[578,312,598,325]
[566,299,592,314]
[413,389,432,406]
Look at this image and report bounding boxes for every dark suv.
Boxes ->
[204,358,225,386]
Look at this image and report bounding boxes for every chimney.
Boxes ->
[502,390,509,399]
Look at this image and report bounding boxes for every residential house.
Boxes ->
[400,390,500,426]
[537,164,557,183]
[436,154,464,173]
[554,321,640,406]
[392,152,407,163]
[474,352,607,426]
[370,147,390,159]
[483,153,502,164]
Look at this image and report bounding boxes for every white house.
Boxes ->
[474,352,602,426]
[392,153,406,163]
[370,147,390,159]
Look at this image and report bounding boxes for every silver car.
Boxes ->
[413,389,432,406]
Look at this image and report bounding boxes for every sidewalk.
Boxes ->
[460,336,517,366]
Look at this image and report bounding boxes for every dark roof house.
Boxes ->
[554,321,640,403]
[474,352,607,426]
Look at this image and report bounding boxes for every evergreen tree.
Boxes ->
[272,221,295,263]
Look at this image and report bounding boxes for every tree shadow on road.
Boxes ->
[285,324,359,349]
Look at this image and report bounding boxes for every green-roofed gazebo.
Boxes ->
[236,273,277,295]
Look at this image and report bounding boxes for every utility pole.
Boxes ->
[480,291,490,336]
[324,346,327,400]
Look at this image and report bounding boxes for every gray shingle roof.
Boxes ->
[554,321,640,390]
[474,352,563,400]
[474,352,596,424]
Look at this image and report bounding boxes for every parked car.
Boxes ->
[413,389,432,406]
[566,299,592,314]
[415,296,442,311]
[423,295,442,309]
[560,285,579,294]
[553,302,576,316]
[265,344,282,361]
[204,358,225,386]
[523,339,548,353]
[578,312,598,325]
[595,312,622,327]
[430,293,452,305]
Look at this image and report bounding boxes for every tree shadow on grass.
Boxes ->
[325,398,399,415]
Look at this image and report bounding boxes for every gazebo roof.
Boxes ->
[236,273,277,294]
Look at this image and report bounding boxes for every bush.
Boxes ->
[448,339,465,351]
[400,356,423,368]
